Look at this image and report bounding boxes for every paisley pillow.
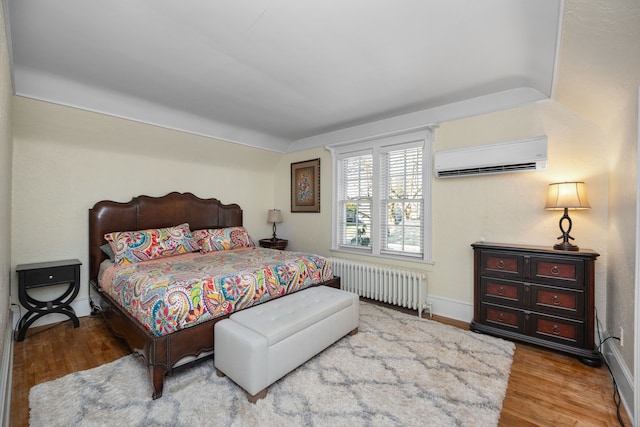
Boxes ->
[105,223,199,265]
[192,226,255,253]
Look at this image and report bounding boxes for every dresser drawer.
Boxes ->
[22,265,76,288]
[480,251,524,279]
[480,277,525,306]
[480,303,525,333]
[530,257,584,288]
[530,313,584,348]
[530,285,584,318]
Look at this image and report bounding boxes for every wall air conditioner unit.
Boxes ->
[434,136,547,178]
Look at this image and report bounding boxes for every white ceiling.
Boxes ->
[4,0,563,152]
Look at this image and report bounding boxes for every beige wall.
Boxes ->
[0,2,13,359]
[434,101,608,304]
[277,101,608,320]
[11,97,283,308]
[273,147,333,254]
[556,0,640,371]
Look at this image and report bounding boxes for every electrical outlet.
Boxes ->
[620,327,624,347]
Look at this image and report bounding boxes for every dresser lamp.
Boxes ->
[267,209,283,240]
[544,182,590,251]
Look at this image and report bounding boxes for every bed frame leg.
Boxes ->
[150,365,167,400]
[348,327,359,336]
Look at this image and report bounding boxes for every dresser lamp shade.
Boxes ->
[544,182,590,251]
[267,209,282,240]
[544,182,591,210]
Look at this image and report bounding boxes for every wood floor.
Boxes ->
[10,308,632,427]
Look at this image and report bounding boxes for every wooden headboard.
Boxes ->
[88,192,243,283]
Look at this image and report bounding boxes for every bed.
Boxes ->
[88,192,339,399]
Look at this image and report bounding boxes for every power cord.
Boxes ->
[88,281,103,316]
[595,308,625,427]
[11,303,22,341]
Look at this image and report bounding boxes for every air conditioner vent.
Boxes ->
[434,137,547,178]
[437,162,540,177]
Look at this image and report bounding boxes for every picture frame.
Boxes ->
[291,158,320,213]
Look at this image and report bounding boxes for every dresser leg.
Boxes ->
[579,353,602,368]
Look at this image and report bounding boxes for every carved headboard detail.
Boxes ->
[88,192,243,283]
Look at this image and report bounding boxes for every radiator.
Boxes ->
[328,257,429,317]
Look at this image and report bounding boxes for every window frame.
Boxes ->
[329,128,433,263]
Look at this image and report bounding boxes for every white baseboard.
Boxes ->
[12,296,92,330]
[427,295,473,323]
[2,306,18,427]
[601,329,635,424]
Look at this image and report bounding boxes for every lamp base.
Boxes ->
[553,208,580,251]
[554,241,579,251]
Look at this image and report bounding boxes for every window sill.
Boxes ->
[330,247,434,265]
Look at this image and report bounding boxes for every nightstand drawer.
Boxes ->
[259,239,288,250]
[530,285,584,317]
[480,277,525,306]
[480,251,524,279]
[22,266,76,288]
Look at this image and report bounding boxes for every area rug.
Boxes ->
[29,302,514,427]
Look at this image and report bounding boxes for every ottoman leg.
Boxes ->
[246,388,267,403]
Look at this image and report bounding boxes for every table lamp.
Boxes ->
[267,209,282,240]
[544,182,590,251]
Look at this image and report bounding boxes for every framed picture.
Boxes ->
[291,158,320,212]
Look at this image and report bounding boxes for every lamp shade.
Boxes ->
[267,209,283,223]
[544,182,591,210]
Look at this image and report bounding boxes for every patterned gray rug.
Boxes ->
[29,302,514,427]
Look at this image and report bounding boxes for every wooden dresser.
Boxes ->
[470,242,601,366]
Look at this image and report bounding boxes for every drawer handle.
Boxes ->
[551,325,560,335]
[497,313,505,322]
[48,275,54,280]
[552,295,560,305]
[497,286,505,296]
[550,265,560,275]
[497,260,505,269]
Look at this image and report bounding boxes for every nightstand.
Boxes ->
[16,259,82,341]
[259,238,288,250]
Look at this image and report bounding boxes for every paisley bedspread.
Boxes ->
[100,247,333,336]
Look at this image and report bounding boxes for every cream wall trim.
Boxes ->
[290,88,547,153]
[634,84,640,425]
[427,295,473,323]
[15,68,292,153]
[1,308,16,427]
[602,331,634,424]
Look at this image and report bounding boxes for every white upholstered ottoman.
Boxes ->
[214,285,359,402]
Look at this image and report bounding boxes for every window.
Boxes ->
[330,128,433,262]
[338,153,373,247]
